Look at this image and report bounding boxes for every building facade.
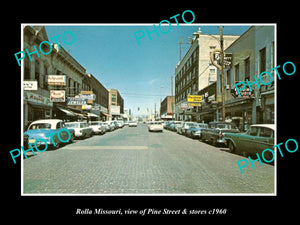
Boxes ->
[108,89,124,120]
[23,26,55,129]
[23,25,116,129]
[87,73,109,121]
[160,96,175,120]
[175,28,239,121]
[216,26,275,130]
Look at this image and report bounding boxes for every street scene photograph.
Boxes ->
[21,24,275,195]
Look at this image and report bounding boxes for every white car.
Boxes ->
[89,121,105,135]
[65,122,93,139]
[148,121,163,132]
[128,121,137,127]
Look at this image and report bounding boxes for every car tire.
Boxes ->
[69,134,75,143]
[228,141,235,153]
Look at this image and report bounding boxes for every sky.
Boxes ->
[45,24,250,117]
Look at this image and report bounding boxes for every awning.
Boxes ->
[57,107,77,116]
[101,112,110,116]
[87,112,99,118]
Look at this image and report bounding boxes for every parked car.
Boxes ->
[223,124,275,159]
[114,120,124,128]
[177,122,194,135]
[25,119,75,149]
[128,121,138,127]
[186,123,208,139]
[101,122,111,132]
[65,122,93,139]
[201,121,240,146]
[116,120,124,128]
[148,121,163,132]
[108,121,117,130]
[89,121,106,135]
[169,121,182,131]
[164,121,173,130]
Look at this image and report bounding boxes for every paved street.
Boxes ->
[23,124,274,194]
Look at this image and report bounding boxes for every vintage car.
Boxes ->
[148,121,163,132]
[128,121,138,127]
[65,122,93,139]
[89,121,106,135]
[176,122,194,135]
[200,121,240,146]
[223,124,275,159]
[185,123,208,139]
[24,119,75,149]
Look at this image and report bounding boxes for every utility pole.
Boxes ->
[209,27,226,122]
[171,76,174,119]
[219,26,225,122]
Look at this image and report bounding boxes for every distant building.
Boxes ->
[108,89,124,120]
[160,96,175,120]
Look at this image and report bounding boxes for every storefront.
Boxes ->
[224,98,254,131]
[23,91,53,130]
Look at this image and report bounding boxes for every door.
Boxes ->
[238,126,259,155]
[251,127,274,156]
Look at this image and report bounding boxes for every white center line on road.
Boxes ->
[65,146,149,150]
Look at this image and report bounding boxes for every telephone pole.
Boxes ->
[219,26,225,122]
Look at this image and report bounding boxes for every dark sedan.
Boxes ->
[201,121,240,146]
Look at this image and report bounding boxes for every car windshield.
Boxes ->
[198,123,208,128]
[151,122,161,125]
[91,122,100,125]
[215,123,237,129]
[29,123,51,130]
[65,123,79,128]
[80,123,87,128]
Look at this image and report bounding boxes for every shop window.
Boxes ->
[35,60,40,87]
[244,58,250,81]
[24,57,30,80]
[259,47,266,73]
[234,64,239,82]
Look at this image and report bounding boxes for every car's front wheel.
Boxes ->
[228,140,235,153]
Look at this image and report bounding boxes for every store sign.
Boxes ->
[79,93,96,101]
[231,83,254,98]
[188,103,201,107]
[91,103,101,111]
[47,75,66,86]
[67,97,87,105]
[23,81,38,90]
[187,95,202,102]
[110,105,120,115]
[180,102,193,109]
[24,91,53,106]
[210,50,232,69]
[50,90,65,102]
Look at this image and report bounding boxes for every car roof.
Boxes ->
[251,124,275,130]
[30,119,62,124]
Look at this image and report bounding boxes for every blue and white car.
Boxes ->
[24,119,75,149]
[185,123,208,139]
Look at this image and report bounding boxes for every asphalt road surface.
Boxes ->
[23,124,274,194]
